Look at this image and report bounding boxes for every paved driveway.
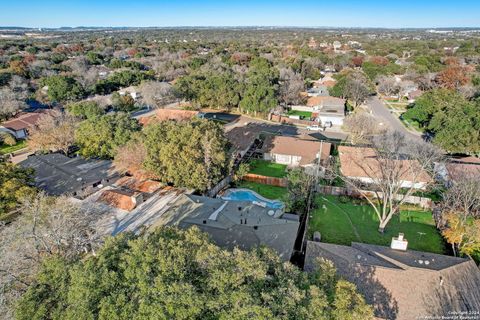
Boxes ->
[366,96,421,140]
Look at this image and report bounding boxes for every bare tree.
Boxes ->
[343,112,384,144]
[345,75,370,107]
[140,81,175,108]
[28,110,77,154]
[439,173,480,223]
[0,88,26,118]
[0,193,103,318]
[337,131,443,232]
[278,67,305,106]
[376,75,399,96]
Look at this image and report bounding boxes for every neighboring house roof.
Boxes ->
[226,123,263,154]
[139,109,198,126]
[307,96,345,108]
[445,162,480,182]
[149,194,299,260]
[453,156,480,165]
[260,135,331,166]
[0,110,52,131]
[98,189,137,211]
[304,241,480,320]
[115,176,163,193]
[338,146,432,184]
[19,153,117,196]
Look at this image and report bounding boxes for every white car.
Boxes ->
[306,125,321,131]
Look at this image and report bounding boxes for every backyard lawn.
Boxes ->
[237,181,287,200]
[0,140,27,155]
[308,195,445,254]
[287,110,312,118]
[248,159,287,178]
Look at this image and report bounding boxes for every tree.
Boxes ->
[15,227,373,320]
[439,175,480,257]
[0,132,16,146]
[0,80,28,119]
[285,167,315,214]
[337,131,442,232]
[27,110,77,155]
[142,119,229,191]
[111,92,135,112]
[233,162,250,182]
[66,101,105,119]
[403,89,480,154]
[140,81,175,108]
[39,75,84,103]
[75,113,140,159]
[113,133,149,178]
[0,193,103,318]
[239,57,279,115]
[344,76,370,107]
[436,65,469,89]
[442,213,480,257]
[0,160,35,219]
[376,75,399,96]
[278,67,305,106]
[343,112,383,145]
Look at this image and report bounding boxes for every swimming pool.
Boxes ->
[222,188,284,209]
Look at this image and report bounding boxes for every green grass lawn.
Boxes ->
[237,181,287,200]
[0,140,27,155]
[287,110,312,118]
[308,195,445,254]
[248,159,287,178]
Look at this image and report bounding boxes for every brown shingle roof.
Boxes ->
[115,176,162,193]
[0,110,52,131]
[338,145,432,183]
[445,162,480,182]
[98,189,137,211]
[306,96,345,107]
[261,135,331,165]
[304,241,480,320]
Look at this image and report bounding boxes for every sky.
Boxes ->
[1,0,479,29]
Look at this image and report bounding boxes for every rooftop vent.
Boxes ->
[391,233,408,251]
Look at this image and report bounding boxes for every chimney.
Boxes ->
[391,233,408,251]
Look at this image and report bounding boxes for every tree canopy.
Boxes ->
[403,89,480,154]
[39,75,84,103]
[0,160,35,220]
[75,113,140,158]
[15,227,373,320]
[142,119,229,191]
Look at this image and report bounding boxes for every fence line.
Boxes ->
[316,185,433,209]
[243,173,288,187]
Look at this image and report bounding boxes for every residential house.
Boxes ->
[149,194,300,261]
[19,153,119,198]
[260,135,331,174]
[338,146,432,189]
[306,96,346,126]
[0,110,51,139]
[306,85,329,97]
[304,240,480,320]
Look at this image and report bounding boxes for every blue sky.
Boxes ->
[1,0,479,28]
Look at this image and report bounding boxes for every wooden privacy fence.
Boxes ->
[243,173,288,187]
[317,185,433,209]
[269,114,317,126]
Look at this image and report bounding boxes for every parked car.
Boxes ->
[306,125,321,131]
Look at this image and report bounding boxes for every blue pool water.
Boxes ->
[222,189,284,209]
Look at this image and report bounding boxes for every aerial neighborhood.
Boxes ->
[1,17,480,320]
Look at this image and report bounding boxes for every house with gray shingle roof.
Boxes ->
[150,194,300,261]
[304,241,480,320]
